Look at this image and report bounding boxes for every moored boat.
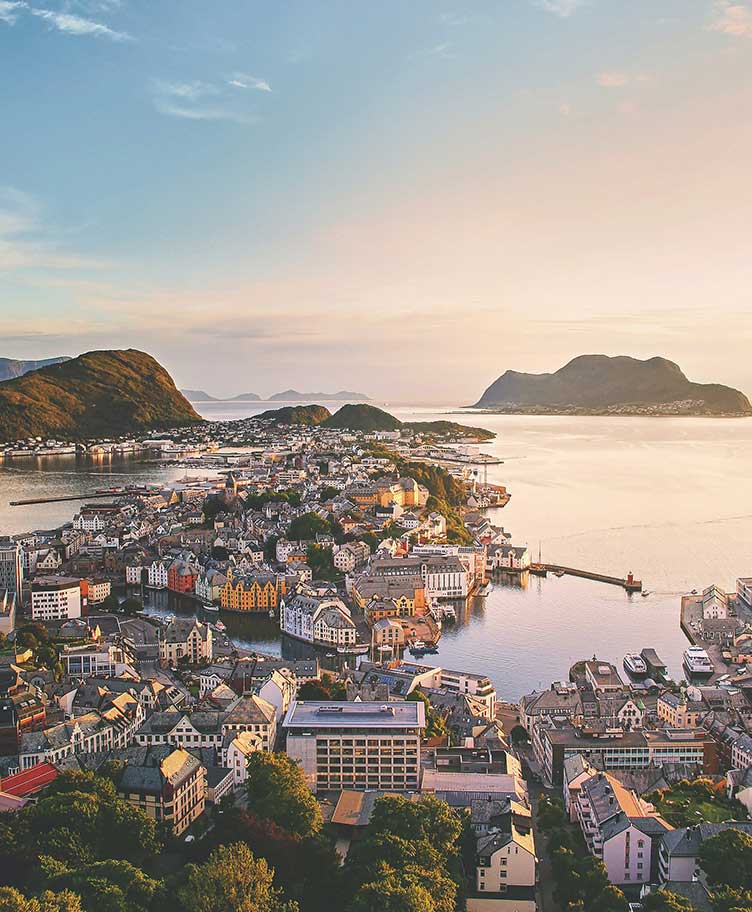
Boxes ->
[623,653,648,679]
[683,645,714,678]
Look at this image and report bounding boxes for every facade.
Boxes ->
[63,642,133,677]
[85,578,111,605]
[657,692,705,729]
[159,618,213,668]
[284,700,424,793]
[475,804,536,901]
[575,771,671,886]
[148,560,169,589]
[31,576,82,621]
[118,747,206,836]
[280,593,358,647]
[220,569,281,613]
[0,537,23,600]
[167,560,198,594]
[19,711,115,768]
[333,541,370,574]
[736,578,752,610]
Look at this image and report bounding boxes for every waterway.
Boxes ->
[2,403,751,698]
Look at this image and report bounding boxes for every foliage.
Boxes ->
[318,486,341,502]
[256,406,331,427]
[406,690,447,739]
[98,594,119,613]
[345,796,463,912]
[42,859,162,912]
[700,829,752,890]
[245,754,323,839]
[323,405,402,432]
[120,597,142,616]
[178,844,297,912]
[305,544,340,582]
[298,674,346,701]
[0,888,82,912]
[510,724,530,744]
[0,349,200,440]
[288,513,330,542]
[15,624,50,650]
[648,779,746,828]
[245,490,302,512]
[711,887,752,912]
[641,890,699,912]
[403,421,495,441]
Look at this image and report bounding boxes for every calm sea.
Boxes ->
[3,401,751,698]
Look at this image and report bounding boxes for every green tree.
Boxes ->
[120,597,142,616]
[298,674,346,701]
[406,690,447,740]
[349,876,434,912]
[288,513,329,542]
[641,890,699,911]
[42,860,162,912]
[711,887,752,912]
[98,595,119,613]
[178,844,297,912]
[700,829,752,890]
[305,544,339,582]
[510,724,529,745]
[0,888,82,912]
[246,754,322,838]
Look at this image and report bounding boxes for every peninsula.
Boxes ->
[268,389,371,402]
[473,354,752,416]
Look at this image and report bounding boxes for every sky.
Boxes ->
[1,0,751,403]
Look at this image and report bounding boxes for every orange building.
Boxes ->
[220,569,285,613]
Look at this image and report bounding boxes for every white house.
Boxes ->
[280,594,357,648]
[148,559,169,589]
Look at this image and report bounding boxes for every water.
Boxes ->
[3,405,752,698]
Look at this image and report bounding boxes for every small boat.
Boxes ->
[202,602,219,614]
[553,569,566,578]
[214,620,227,632]
[409,640,427,654]
[424,643,439,654]
[325,652,336,658]
[641,591,650,598]
[268,608,275,618]
[683,646,714,679]
[337,643,370,655]
[442,606,457,621]
[623,654,648,679]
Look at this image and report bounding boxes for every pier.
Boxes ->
[542,564,643,592]
[9,488,146,507]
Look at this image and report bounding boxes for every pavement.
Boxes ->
[529,782,563,912]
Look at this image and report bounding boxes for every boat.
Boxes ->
[337,643,370,655]
[683,646,714,678]
[214,620,227,632]
[202,602,219,614]
[553,569,566,578]
[424,643,440,654]
[641,590,650,598]
[409,640,427,654]
[477,582,492,597]
[268,608,275,618]
[623,653,648,679]
[441,606,457,621]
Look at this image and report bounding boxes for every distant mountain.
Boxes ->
[0,356,70,382]
[323,404,401,432]
[182,389,219,402]
[0,349,201,441]
[473,355,752,416]
[229,392,261,401]
[257,405,332,426]
[268,389,371,402]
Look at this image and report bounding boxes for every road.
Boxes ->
[529,782,562,912]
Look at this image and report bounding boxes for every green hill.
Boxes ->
[0,349,201,441]
[323,404,402,432]
[257,405,332,426]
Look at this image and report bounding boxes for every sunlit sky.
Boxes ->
[1,0,751,402]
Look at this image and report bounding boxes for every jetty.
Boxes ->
[9,487,148,507]
[542,564,643,592]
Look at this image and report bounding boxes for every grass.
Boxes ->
[648,780,746,827]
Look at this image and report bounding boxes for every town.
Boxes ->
[1,412,752,912]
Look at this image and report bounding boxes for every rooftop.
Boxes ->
[283,699,424,729]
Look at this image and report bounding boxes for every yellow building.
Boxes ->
[220,568,284,613]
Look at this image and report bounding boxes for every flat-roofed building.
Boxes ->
[31,577,82,621]
[284,700,424,794]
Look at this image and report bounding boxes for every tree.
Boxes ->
[42,860,162,912]
[0,888,82,912]
[700,829,752,890]
[406,690,447,740]
[305,544,339,582]
[178,844,297,912]
[641,890,699,912]
[510,724,529,745]
[98,595,119,613]
[246,754,322,839]
[298,674,346,701]
[711,887,752,912]
[120,597,142,616]
[288,513,329,542]
[349,876,434,912]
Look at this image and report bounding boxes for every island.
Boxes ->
[257,405,333,426]
[0,349,201,441]
[268,389,371,402]
[0,356,70,382]
[181,389,220,402]
[472,354,752,417]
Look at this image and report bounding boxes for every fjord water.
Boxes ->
[2,404,751,697]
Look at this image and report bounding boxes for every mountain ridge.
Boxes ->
[0,349,201,441]
[473,355,752,416]
[0,356,70,382]
[269,389,370,402]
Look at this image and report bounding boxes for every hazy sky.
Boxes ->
[1,0,751,402]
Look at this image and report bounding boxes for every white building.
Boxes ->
[223,730,262,785]
[19,712,115,769]
[737,578,752,610]
[148,559,169,589]
[31,577,82,621]
[86,578,111,605]
[280,593,358,648]
[0,537,22,600]
[284,700,424,793]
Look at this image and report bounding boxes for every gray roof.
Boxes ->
[283,699,424,729]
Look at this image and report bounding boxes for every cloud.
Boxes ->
[536,0,585,17]
[596,71,630,88]
[228,73,272,92]
[30,7,130,39]
[0,1,25,24]
[709,1,752,37]
[151,79,257,123]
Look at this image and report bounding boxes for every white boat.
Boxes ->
[409,640,427,654]
[683,646,714,678]
[623,653,648,678]
[202,602,219,613]
[337,643,369,655]
[441,606,457,621]
[214,620,227,632]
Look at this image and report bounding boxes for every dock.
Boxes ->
[542,564,643,592]
[9,488,145,507]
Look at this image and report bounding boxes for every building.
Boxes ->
[31,577,83,621]
[584,661,624,693]
[700,585,730,620]
[284,700,424,793]
[159,618,213,668]
[85,578,111,605]
[63,641,134,677]
[372,554,469,600]
[220,569,282,613]
[333,541,371,574]
[350,573,427,617]
[657,692,705,729]
[0,537,22,601]
[736,578,752,610]
[0,591,16,636]
[474,801,537,906]
[118,747,206,836]
[19,711,115,768]
[487,544,531,573]
[372,617,406,649]
[280,593,357,648]
[167,560,198,594]
[223,730,262,785]
[575,771,672,886]
[659,822,752,883]
[147,559,169,589]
